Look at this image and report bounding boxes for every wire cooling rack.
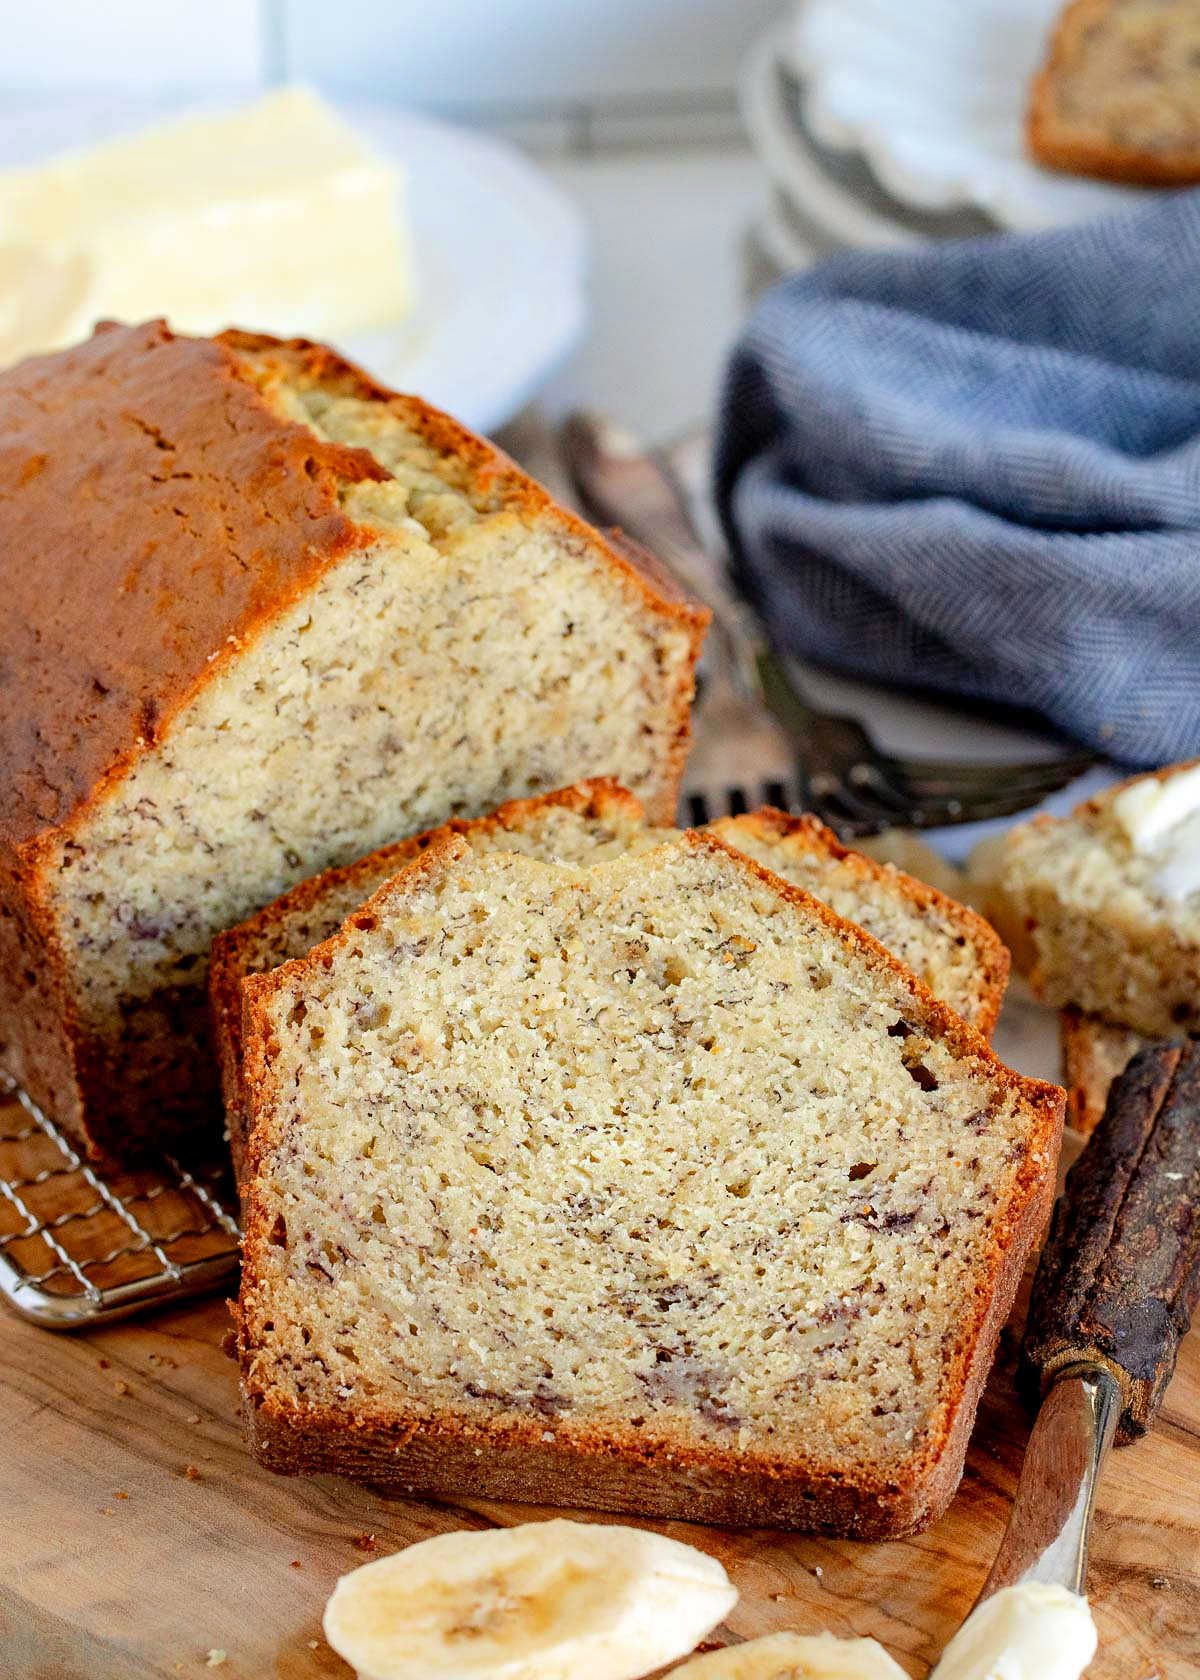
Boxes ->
[0,1074,240,1329]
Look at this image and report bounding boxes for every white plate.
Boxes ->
[786,0,1146,231]
[741,26,996,258]
[0,97,587,434]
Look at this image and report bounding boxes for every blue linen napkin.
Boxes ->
[714,191,1200,766]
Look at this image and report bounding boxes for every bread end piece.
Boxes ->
[1028,0,1200,184]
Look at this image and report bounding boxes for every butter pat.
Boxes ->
[1112,763,1200,852]
[930,1583,1097,1680]
[1112,764,1200,901]
[0,87,410,368]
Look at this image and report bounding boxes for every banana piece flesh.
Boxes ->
[322,1517,738,1680]
[670,1631,909,1678]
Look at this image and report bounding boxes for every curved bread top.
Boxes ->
[0,321,705,857]
[0,321,370,852]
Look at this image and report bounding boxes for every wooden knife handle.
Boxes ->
[1020,1038,1200,1442]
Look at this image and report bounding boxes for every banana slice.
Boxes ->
[322,1518,738,1680]
[670,1631,909,1678]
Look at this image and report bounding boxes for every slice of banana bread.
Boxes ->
[236,831,1061,1536]
[993,761,1200,1038]
[0,323,705,1160]
[210,780,653,1179]
[710,810,1008,1035]
[212,796,1009,1182]
[1028,0,1200,183]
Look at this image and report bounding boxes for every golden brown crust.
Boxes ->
[720,807,1010,1036]
[220,334,709,827]
[1027,0,1200,183]
[210,779,648,1183]
[0,322,705,856]
[0,322,375,859]
[236,828,1063,1535]
[0,322,705,1154]
[242,1391,940,1539]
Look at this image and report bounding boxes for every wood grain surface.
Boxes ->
[1,1228,1197,1680]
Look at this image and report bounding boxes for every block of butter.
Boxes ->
[0,87,411,368]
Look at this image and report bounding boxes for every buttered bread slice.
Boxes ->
[992,760,1200,1038]
[212,789,1008,1180]
[237,831,1060,1536]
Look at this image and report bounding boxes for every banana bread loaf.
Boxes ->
[236,830,1061,1535]
[0,322,705,1159]
[211,793,1008,1181]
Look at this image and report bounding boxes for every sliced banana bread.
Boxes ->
[0,322,705,1159]
[212,796,1008,1180]
[210,780,654,1179]
[993,761,1200,1038]
[236,831,1061,1536]
[709,810,1008,1035]
[1028,0,1200,183]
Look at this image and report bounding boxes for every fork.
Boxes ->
[561,412,1095,837]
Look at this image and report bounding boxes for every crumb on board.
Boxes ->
[115,1490,129,1500]
[183,1464,202,1481]
[290,1559,303,1569]
[187,1413,202,1425]
[352,1533,378,1553]
[205,1651,226,1668]
[114,1380,130,1396]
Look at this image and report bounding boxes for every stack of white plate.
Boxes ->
[741,1,1144,277]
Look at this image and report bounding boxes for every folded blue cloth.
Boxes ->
[714,191,1200,766]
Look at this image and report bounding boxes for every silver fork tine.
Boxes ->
[890,749,1096,786]
[806,771,901,832]
[881,752,1095,801]
[854,757,1087,823]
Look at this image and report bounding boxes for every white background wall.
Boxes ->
[3,0,785,142]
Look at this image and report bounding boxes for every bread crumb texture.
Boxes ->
[212,791,1008,1182]
[709,813,1004,1032]
[240,835,1058,1516]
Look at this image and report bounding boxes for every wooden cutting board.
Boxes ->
[2,1208,1197,1680]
